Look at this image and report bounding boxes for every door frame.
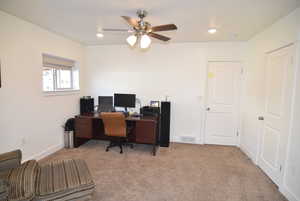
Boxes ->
[256,42,299,189]
[202,58,244,146]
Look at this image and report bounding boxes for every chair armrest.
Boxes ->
[0,179,9,200]
[0,150,22,171]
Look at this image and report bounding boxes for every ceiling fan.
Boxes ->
[101,10,178,49]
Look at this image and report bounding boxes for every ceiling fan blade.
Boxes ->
[103,28,133,32]
[151,24,177,32]
[121,16,139,28]
[148,32,171,41]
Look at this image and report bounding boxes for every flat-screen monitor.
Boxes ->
[114,93,136,111]
[98,96,113,112]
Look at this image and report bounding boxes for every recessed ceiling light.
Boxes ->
[96,33,104,38]
[208,28,217,34]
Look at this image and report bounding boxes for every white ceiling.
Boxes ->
[0,0,299,45]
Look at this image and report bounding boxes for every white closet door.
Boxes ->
[258,45,295,186]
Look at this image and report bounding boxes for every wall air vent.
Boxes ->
[180,136,196,143]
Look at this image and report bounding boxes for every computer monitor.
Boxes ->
[98,96,113,112]
[114,93,136,112]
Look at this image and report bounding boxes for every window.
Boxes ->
[42,54,79,92]
[56,68,72,89]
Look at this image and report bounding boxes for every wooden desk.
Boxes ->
[74,113,159,155]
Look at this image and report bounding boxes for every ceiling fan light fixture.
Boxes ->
[126,35,137,46]
[140,34,151,49]
[208,28,217,34]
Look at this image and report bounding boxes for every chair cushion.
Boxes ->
[5,160,38,201]
[36,159,95,201]
[101,112,127,137]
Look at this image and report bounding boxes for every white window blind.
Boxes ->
[42,54,75,68]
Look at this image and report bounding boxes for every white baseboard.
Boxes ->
[280,184,299,201]
[23,143,64,162]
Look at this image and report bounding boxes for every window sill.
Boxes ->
[43,89,80,97]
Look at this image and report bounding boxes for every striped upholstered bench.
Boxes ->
[0,150,95,201]
[36,159,95,201]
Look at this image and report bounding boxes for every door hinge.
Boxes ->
[279,165,282,172]
[237,132,239,136]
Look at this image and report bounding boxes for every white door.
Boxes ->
[204,61,241,145]
[258,45,295,186]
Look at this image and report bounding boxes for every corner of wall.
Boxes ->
[239,143,258,164]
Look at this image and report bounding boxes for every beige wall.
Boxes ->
[0,11,85,161]
[85,42,246,144]
[241,7,300,201]
[241,7,300,160]
[286,42,300,201]
[1,6,300,201]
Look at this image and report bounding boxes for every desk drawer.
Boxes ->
[75,117,93,139]
[135,121,156,144]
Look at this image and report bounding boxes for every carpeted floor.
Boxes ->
[42,140,287,201]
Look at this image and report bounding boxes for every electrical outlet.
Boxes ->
[21,137,26,146]
[197,96,203,101]
[291,166,296,176]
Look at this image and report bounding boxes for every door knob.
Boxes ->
[206,107,211,111]
[258,116,264,121]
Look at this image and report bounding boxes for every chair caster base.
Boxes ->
[105,140,133,154]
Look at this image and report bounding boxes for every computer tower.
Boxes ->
[140,106,160,117]
[160,101,171,147]
[80,98,94,115]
